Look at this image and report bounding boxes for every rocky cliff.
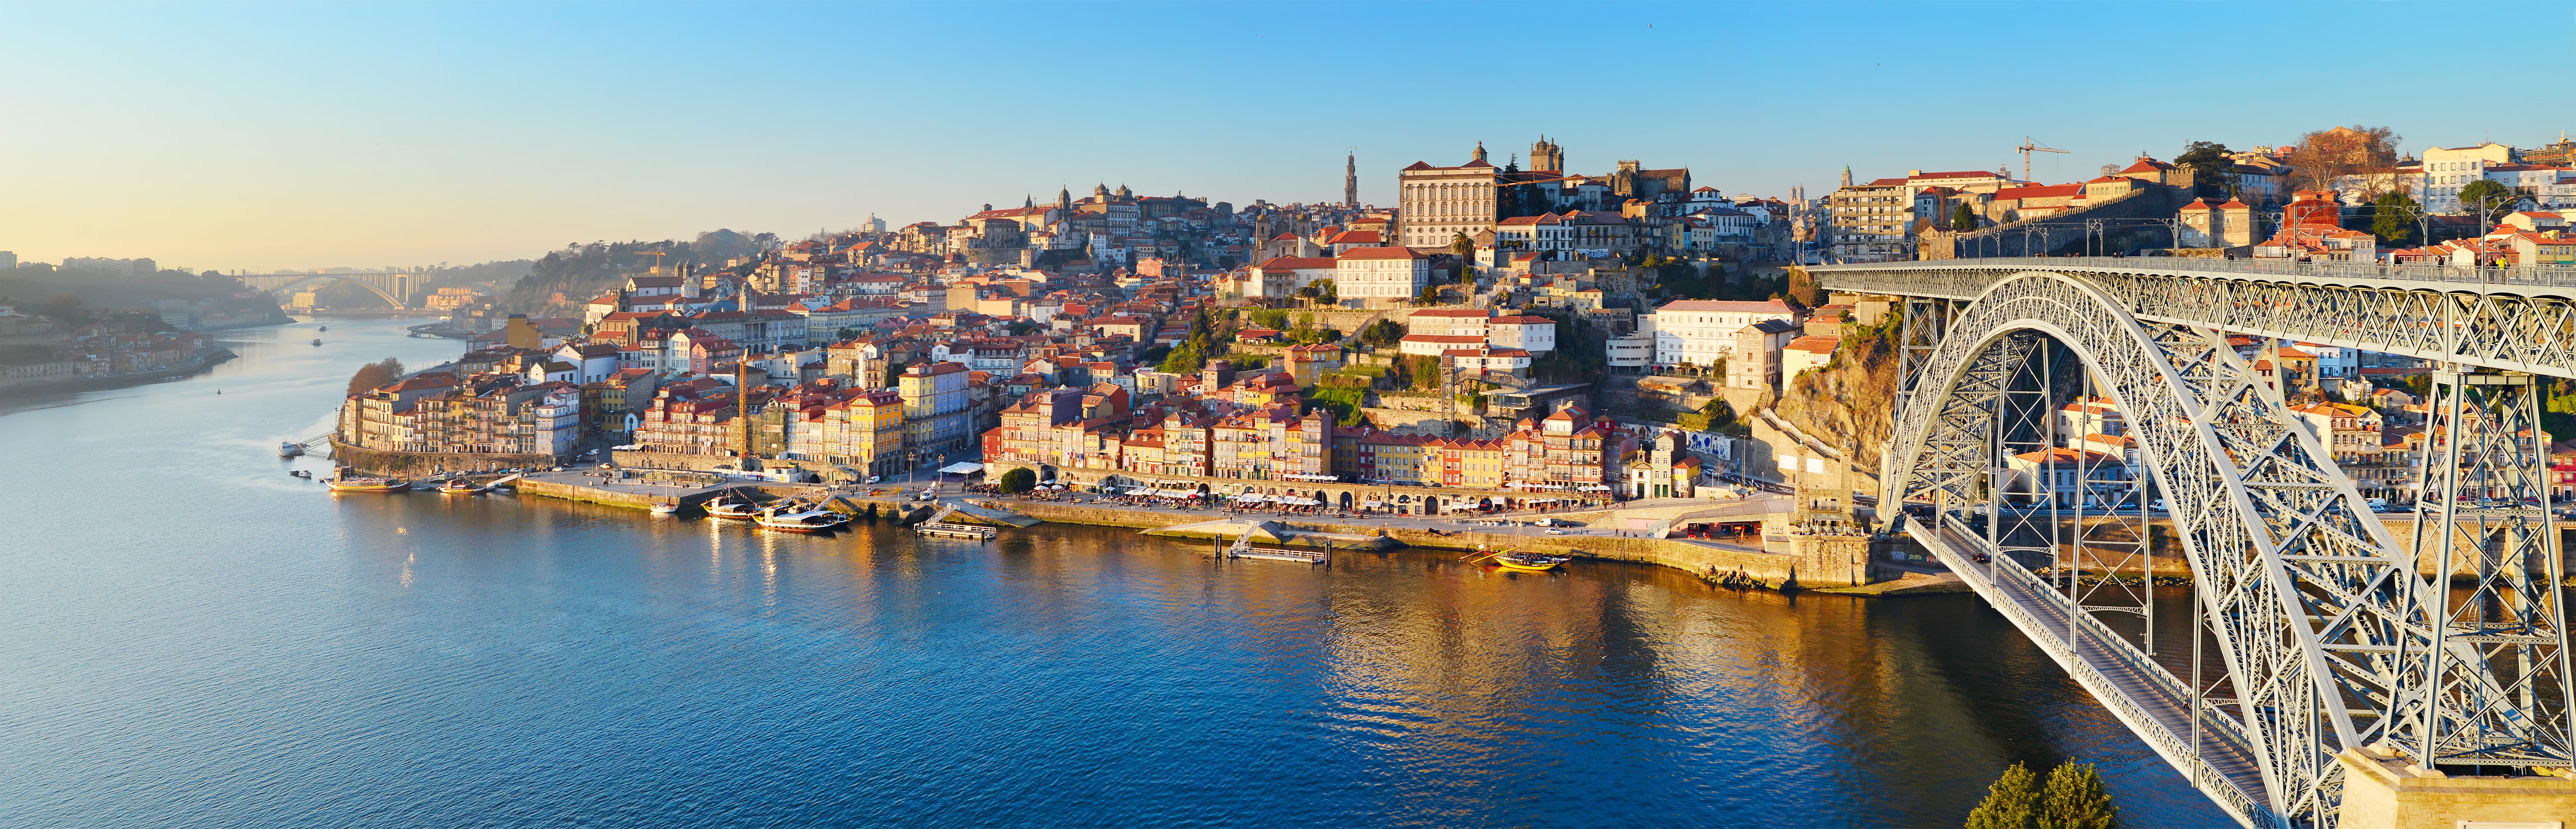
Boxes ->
[1771,324,1899,477]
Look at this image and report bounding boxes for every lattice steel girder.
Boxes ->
[1815,263,2576,379]
[1885,274,2511,828]
[2399,371,2576,768]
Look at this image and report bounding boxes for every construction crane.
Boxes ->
[636,250,668,274]
[2015,136,2068,182]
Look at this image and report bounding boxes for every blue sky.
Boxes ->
[4,1,2570,271]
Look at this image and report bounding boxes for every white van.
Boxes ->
[2367,497,2389,512]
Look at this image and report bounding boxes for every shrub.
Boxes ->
[999,467,1036,493]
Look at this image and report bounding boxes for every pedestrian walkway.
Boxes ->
[1914,516,2274,827]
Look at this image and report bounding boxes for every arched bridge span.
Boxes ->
[1836,266,2572,829]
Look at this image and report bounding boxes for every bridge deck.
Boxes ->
[1912,518,2274,827]
[1816,255,2576,299]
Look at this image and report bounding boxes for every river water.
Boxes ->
[0,317,2231,827]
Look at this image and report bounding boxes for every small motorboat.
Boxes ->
[706,499,761,520]
[325,476,410,493]
[279,441,305,458]
[650,502,680,516]
[311,338,323,346]
[486,485,515,495]
[439,479,479,495]
[316,325,328,332]
[757,506,848,533]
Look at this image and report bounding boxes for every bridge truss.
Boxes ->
[1840,265,2574,828]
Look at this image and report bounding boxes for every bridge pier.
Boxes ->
[2334,747,2576,829]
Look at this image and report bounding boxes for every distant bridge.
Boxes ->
[239,272,420,309]
[1816,256,2574,828]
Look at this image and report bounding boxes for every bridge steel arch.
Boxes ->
[242,272,416,309]
[1888,272,2569,827]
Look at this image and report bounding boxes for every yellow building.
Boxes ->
[824,389,907,479]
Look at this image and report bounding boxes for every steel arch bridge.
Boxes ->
[1814,259,2574,829]
[238,271,419,309]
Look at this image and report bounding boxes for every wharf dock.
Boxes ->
[1202,528,1330,565]
[915,522,998,540]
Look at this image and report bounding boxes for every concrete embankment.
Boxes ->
[994,500,1865,587]
[501,482,1877,589]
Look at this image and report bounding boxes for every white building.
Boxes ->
[2293,341,2361,380]
[2421,143,2515,213]
[2054,398,2125,447]
[2006,447,2133,508]
[1249,256,1339,299]
[1486,315,1557,354]
[1399,334,1486,357]
[1406,308,1489,337]
[1782,335,1837,378]
[1335,246,1430,302]
[1646,299,1800,368]
[1606,331,1653,371]
[1397,145,1503,247]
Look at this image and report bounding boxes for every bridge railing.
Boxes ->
[1925,514,2275,828]
[1821,255,2576,291]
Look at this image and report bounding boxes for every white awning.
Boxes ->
[939,462,984,474]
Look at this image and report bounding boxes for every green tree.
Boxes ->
[1450,231,1475,267]
[2036,762,2117,829]
[2371,191,2419,245]
[1361,319,1403,346]
[2174,140,2233,194]
[1409,355,1443,392]
[1964,762,2039,829]
[2458,180,2519,227]
[345,357,406,398]
[998,467,1036,494]
[1951,202,1979,232]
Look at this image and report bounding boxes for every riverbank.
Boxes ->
[491,472,1887,590]
[0,347,235,397]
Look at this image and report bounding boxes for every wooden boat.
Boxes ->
[439,479,478,494]
[1493,550,1571,572]
[650,502,680,516]
[326,477,409,493]
[757,507,847,533]
[706,499,761,520]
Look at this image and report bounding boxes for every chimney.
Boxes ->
[1908,170,1922,177]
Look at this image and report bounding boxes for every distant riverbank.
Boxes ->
[0,346,234,398]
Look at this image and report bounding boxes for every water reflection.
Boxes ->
[0,317,2230,828]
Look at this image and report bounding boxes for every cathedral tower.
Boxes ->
[1472,141,1488,164]
[1530,136,1564,173]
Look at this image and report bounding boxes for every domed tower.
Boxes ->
[1057,187,1073,212]
[1472,141,1488,164]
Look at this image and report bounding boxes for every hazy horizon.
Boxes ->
[5,0,2568,272]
